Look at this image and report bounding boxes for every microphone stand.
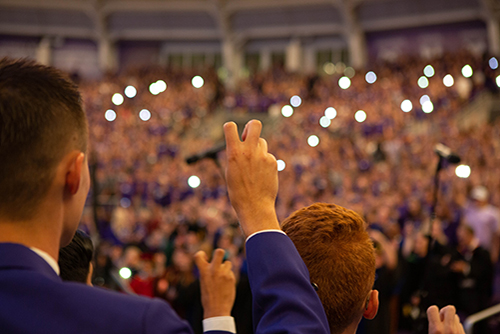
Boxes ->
[429,155,445,234]
[416,155,446,331]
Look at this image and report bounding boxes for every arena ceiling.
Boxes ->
[0,0,491,45]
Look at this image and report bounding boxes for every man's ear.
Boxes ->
[363,290,379,320]
[65,152,85,195]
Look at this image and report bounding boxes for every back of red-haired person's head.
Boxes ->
[281,203,376,334]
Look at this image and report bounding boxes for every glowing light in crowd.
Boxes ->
[192,76,204,88]
[420,95,430,105]
[290,95,302,107]
[423,65,435,77]
[149,80,167,95]
[149,83,159,95]
[319,116,331,128]
[325,107,337,119]
[323,62,335,75]
[139,109,151,121]
[455,164,471,179]
[277,159,286,171]
[307,135,320,147]
[461,65,473,78]
[120,197,131,208]
[338,76,351,90]
[355,110,367,123]
[417,76,429,89]
[105,109,116,122]
[496,75,500,88]
[344,67,355,78]
[443,74,454,87]
[489,57,498,70]
[422,101,434,113]
[401,99,413,113]
[112,93,124,105]
[281,105,294,117]
[365,71,377,84]
[188,175,201,188]
[119,267,132,279]
[156,80,167,92]
[124,85,137,98]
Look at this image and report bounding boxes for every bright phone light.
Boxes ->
[307,135,320,147]
[290,95,302,107]
[338,76,351,89]
[105,109,116,122]
[281,105,294,117]
[188,175,201,188]
[355,110,367,123]
[277,160,286,171]
[139,109,151,121]
[401,100,412,113]
[119,267,132,279]
[124,85,137,98]
[112,93,124,106]
[192,76,204,88]
[455,165,471,178]
[418,76,429,89]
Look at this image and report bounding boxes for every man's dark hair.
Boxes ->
[0,57,88,221]
[59,230,94,283]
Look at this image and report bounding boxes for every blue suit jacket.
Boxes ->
[246,232,330,334]
[0,232,329,334]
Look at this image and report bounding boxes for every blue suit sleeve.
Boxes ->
[143,298,194,334]
[246,232,330,334]
[144,298,232,334]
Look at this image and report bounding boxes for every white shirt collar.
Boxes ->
[29,247,60,275]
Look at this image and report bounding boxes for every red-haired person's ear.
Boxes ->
[363,290,379,320]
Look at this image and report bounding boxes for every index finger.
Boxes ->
[427,305,441,327]
[224,122,241,153]
[194,251,209,271]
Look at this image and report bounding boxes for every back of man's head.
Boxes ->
[281,203,376,334]
[0,58,87,221]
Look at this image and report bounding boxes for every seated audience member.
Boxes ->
[281,203,466,334]
[58,229,94,285]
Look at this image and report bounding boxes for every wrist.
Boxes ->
[237,208,280,236]
[204,309,232,319]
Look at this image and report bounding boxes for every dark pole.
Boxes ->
[429,156,445,235]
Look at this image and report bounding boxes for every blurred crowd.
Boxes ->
[77,50,500,334]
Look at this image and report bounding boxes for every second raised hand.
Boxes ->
[223,120,280,236]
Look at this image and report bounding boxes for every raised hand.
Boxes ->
[427,305,466,334]
[223,120,280,236]
[194,249,236,319]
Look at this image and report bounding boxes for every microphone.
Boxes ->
[185,143,226,165]
[434,143,461,164]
